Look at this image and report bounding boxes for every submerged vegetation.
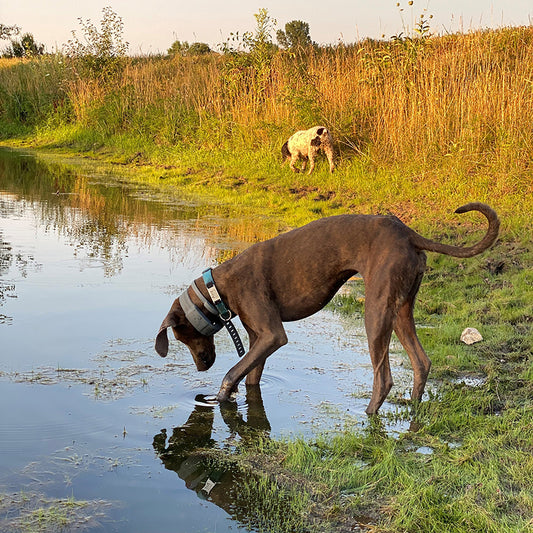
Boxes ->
[0,491,113,532]
[1,10,532,532]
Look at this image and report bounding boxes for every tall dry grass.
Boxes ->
[1,25,533,174]
[287,28,533,167]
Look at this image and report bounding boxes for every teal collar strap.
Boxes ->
[202,268,232,321]
[202,268,245,358]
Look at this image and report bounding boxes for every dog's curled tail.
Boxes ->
[413,202,500,258]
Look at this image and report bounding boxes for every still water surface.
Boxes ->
[0,148,408,531]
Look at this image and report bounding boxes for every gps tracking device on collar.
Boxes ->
[202,268,245,358]
[202,269,232,321]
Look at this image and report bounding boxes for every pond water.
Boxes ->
[0,147,410,532]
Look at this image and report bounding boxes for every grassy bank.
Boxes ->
[1,25,532,532]
[1,26,533,227]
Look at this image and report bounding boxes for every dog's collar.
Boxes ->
[178,287,223,337]
[178,269,245,358]
[202,268,245,358]
[202,268,232,321]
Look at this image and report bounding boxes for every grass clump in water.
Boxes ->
[0,491,113,532]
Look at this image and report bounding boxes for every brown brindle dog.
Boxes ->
[156,203,499,414]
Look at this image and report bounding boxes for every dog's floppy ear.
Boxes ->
[155,313,177,358]
[316,127,325,135]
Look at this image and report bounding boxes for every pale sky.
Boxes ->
[1,1,532,55]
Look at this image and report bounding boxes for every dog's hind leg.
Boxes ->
[289,154,300,173]
[363,290,395,414]
[393,279,431,403]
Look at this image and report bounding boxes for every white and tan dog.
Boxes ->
[281,126,335,174]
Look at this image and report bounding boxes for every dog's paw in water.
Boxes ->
[194,394,219,407]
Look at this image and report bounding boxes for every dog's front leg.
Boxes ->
[216,328,287,402]
[245,361,265,385]
[306,152,316,175]
[242,329,265,386]
[325,147,335,173]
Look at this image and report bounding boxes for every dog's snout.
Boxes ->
[190,345,216,372]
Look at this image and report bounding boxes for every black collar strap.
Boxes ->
[202,268,245,358]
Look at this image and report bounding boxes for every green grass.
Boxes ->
[1,28,533,531]
[6,128,530,234]
[3,131,532,533]
[224,381,533,532]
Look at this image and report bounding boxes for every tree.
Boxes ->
[63,7,128,78]
[167,40,211,57]
[277,20,312,50]
[188,42,211,55]
[6,33,45,58]
[0,23,20,40]
[167,40,189,57]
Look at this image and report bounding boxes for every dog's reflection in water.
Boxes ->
[153,386,270,505]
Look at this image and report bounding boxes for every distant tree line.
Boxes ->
[3,33,45,58]
[167,40,212,57]
[1,24,45,58]
[167,17,313,58]
[1,7,314,61]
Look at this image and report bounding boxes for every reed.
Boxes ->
[1,26,533,169]
[1,26,533,232]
